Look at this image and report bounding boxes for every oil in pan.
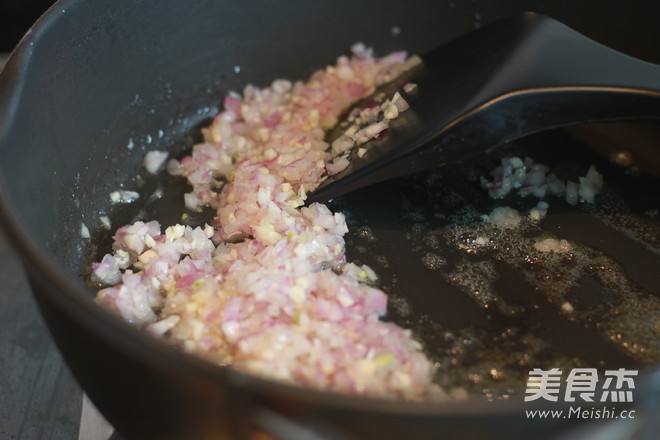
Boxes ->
[336,124,660,399]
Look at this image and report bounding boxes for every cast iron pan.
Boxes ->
[0,0,659,439]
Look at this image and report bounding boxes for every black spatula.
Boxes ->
[306,12,660,204]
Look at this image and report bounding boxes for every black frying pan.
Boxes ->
[0,1,659,439]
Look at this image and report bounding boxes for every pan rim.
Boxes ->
[0,0,657,424]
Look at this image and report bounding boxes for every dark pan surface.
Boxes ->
[86,118,660,399]
[335,125,660,396]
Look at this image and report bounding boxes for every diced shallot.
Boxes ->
[144,150,169,174]
[326,157,350,176]
[93,45,443,402]
[481,156,604,206]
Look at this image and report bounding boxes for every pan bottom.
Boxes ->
[333,124,660,398]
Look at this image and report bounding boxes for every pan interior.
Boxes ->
[85,119,660,400]
[334,125,660,398]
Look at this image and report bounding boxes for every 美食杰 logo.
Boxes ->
[523,368,638,420]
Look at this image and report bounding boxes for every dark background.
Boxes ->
[1,3,81,440]
[0,0,57,51]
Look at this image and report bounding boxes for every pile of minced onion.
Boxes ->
[92,44,446,401]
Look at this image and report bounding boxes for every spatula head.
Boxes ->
[308,12,660,204]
